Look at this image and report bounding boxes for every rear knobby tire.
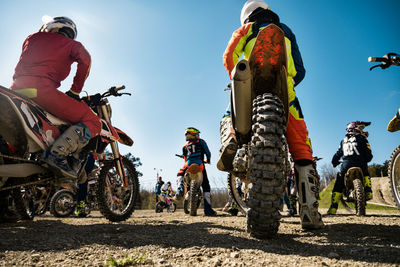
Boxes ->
[155,202,163,213]
[189,180,198,216]
[388,145,400,210]
[168,203,177,213]
[183,199,189,214]
[96,156,140,222]
[247,93,286,239]
[353,179,366,216]
[12,188,35,220]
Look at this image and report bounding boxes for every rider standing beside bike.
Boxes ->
[218,0,323,229]
[174,128,217,216]
[10,16,101,179]
[328,121,373,215]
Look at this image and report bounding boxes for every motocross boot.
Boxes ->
[203,192,217,216]
[294,163,324,229]
[327,192,342,215]
[227,202,239,216]
[288,195,297,216]
[364,176,373,201]
[387,108,400,132]
[173,175,184,201]
[43,123,91,179]
[217,116,237,172]
[75,200,89,218]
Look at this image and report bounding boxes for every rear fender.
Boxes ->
[345,167,364,188]
[248,24,289,124]
[184,164,204,186]
[0,86,65,154]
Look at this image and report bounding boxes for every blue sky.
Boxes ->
[0,0,399,190]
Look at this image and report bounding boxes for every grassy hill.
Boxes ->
[319,179,398,211]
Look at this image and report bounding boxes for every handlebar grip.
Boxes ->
[368,57,385,62]
[368,57,378,62]
[115,85,125,91]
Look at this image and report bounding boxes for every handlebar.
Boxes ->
[103,85,130,97]
[368,53,400,70]
[81,85,131,106]
[175,154,210,164]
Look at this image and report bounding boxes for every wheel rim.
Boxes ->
[55,193,74,216]
[392,152,400,203]
[229,174,250,214]
[103,164,134,216]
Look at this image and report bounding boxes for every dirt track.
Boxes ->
[0,208,400,267]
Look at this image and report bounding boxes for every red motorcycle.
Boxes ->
[0,85,139,222]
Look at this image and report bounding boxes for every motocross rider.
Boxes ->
[217,0,323,229]
[174,127,217,216]
[160,181,174,207]
[10,16,101,179]
[328,121,373,215]
[155,176,165,203]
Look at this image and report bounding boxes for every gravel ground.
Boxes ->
[0,208,399,267]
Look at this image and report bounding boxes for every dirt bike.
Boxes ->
[0,85,139,222]
[176,154,203,216]
[50,164,100,217]
[369,52,400,210]
[336,163,367,216]
[225,24,290,238]
[155,194,177,213]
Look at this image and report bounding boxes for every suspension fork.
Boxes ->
[100,105,128,188]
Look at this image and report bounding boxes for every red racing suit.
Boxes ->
[10,32,101,138]
[223,20,313,162]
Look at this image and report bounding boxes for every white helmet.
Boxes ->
[40,16,77,39]
[240,0,270,26]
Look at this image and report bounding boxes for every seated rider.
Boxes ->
[328,121,373,215]
[174,127,217,216]
[160,181,174,206]
[10,16,101,179]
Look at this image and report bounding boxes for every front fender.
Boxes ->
[114,127,134,146]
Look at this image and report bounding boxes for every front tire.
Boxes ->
[389,145,400,210]
[96,156,139,222]
[247,93,286,239]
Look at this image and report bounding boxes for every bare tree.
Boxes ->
[318,163,337,190]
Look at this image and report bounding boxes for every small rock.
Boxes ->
[327,252,340,259]
[31,253,41,262]
[230,252,240,258]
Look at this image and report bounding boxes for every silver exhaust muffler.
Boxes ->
[232,59,252,136]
